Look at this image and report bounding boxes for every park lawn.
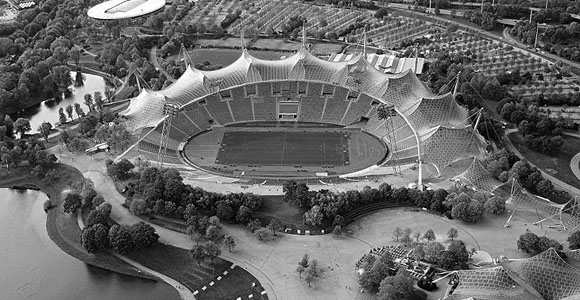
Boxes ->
[255,195,332,231]
[255,195,304,228]
[508,132,580,191]
[126,243,247,294]
[0,164,156,280]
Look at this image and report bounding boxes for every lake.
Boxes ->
[17,71,110,134]
[0,188,179,300]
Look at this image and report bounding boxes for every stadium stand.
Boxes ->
[253,95,278,121]
[229,87,255,122]
[298,96,325,123]
[205,93,234,125]
[342,93,374,125]
[322,86,349,124]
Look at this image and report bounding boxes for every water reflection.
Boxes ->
[14,71,112,133]
[0,188,179,300]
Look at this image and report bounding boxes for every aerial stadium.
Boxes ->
[87,0,165,20]
[121,45,486,185]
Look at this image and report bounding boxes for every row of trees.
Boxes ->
[283,179,503,229]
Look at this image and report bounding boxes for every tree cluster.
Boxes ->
[517,232,564,256]
[220,9,242,29]
[123,166,264,229]
[283,180,497,228]
[499,99,565,154]
[482,149,556,197]
[296,254,323,287]
[413,240,470,270]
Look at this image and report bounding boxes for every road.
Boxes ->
[501,28,580,72]
[150,46,176,83]
[388,6,580,73]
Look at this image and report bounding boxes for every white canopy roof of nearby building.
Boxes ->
[87,0,165,20]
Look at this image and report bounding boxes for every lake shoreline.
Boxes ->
[0,165,159,282]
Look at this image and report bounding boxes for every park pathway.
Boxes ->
[51,147,278,299]
[150,46,176,83]
[76,213,196,300]
[503,129,580,196]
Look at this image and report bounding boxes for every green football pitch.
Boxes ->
[216,131,349,166]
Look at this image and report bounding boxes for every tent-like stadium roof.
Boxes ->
[87,0,165,20]
[445,248,580,300]
[123,47,485,173]
[501,248,580,300]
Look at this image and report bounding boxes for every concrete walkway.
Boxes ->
[52,148,278,299]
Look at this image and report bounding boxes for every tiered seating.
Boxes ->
[205,93,234,125]
[298,96,324,123]
[322,86,349,124]
[306,82,323,97]
[392,135,417,150]
[171,113,200,137]
[141,128,180,150]
[253,95,277,121]
[256,82,271,96]
[184,105,213,130]
[298,81,307,95]
[393,123,415,142]
[229,86,254,122]
[342,94,374,125]
[392,146,419,160]
[139,128,180,158]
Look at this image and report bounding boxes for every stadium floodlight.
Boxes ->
[157,103,180,168]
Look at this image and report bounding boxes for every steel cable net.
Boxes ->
[501,248,580,300]
[453,158,503,194]
[406,94,470,132]
[121,89,166,133]
[445,267,543,300]
[561,196,580,231]
[506,179,566,223]
[420,126,485,172]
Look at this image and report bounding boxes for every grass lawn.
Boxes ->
[198,266,267,300]
[508,132,580,191]
[254,195,333,230]
[126,242,265,300]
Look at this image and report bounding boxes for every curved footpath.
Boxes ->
[52,148,277,299]
[76,214,195,300]
[504,129,580,196]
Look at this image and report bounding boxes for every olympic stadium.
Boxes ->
[121,47,486,184]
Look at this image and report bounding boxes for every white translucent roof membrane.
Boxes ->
[121,89,166,132]
[88,0,165,20]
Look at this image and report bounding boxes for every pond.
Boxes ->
[16,71,110,134]
[0,188,179,300]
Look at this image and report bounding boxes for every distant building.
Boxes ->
[7,0,35,9]
[328,53,424,74]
